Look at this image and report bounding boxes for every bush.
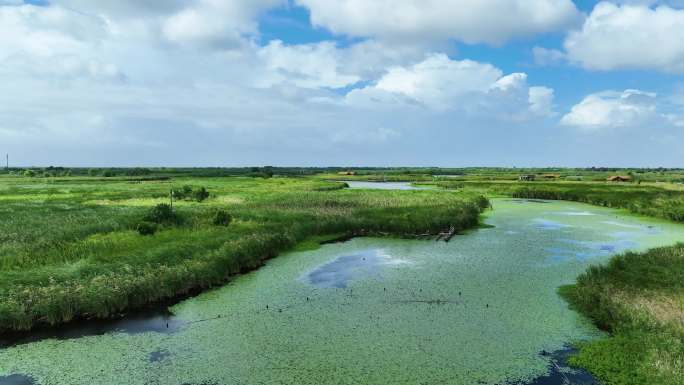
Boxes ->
[136,222,157,236]
[212,210,232,226]
[23,170,36,177]
[193,187,210,202]
[172,185,193,200]
[475,195,491,210]
[144,204,179,224]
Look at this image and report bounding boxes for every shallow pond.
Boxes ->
[1,199,683,385]
[344,181,432,190]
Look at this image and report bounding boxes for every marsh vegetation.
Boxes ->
[0,176,486,331]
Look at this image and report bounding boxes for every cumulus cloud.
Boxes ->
[51,0,189,18]
[51,0,281,49]
[561,89,662,130]
[15,1,677,166]
[0,4,127,82]
[162,0,281,48]
[564,2,684,73]
[257,40,361,89]
[346,54,554,120]
[297,0,581,45]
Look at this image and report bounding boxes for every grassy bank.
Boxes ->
[559,245,684,385]
[428,180,684,223]
[0,176,488,332]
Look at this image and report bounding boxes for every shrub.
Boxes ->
[172,185,193,200]
[193,187,210,202]
[475,195,491,210]
[144,204,178,224]
[23,170,36,177]
[212,210,232,226]
[136,222,157,236]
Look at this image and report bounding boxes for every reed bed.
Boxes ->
[560,244,684,385]
[0,176,487,331]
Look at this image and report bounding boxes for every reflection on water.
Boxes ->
[344,181,431,190]
[304,249,409,288]
[0,309,181,349]
[1,199,683,385]
[0,375,34,385]
[533,218,571,230]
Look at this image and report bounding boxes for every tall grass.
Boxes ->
[432,180,684,223]
[559,245,684,385]
[0,176,487,331]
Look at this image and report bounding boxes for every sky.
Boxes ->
[1,0,684,167]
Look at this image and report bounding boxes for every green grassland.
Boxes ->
[0,175,487,331]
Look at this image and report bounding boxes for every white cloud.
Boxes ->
[564,2,684,73]
[346,54,554,120]
[51,1,189,18]
[529,87,555,117]
[561,89,661,130]
[161,0,281,47]
[51,0,281,49]
[532,46,566,66]
[257,40,360,89]
[297,0,581,45]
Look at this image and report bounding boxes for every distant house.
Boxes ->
[607,175,632,182]
[519,175,536,181]
[338,171,356,176]
[541,173,561,180]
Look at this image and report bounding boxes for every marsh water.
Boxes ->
[2,198,684,385]
[344,181,432,190]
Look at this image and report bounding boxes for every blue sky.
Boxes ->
[2,0,684,167]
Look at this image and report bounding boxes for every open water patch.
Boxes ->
[0,375,35,385]
[304,249,409,288]
[518,347,598,385]
[0,309,182,349]
[533,219,571,230]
